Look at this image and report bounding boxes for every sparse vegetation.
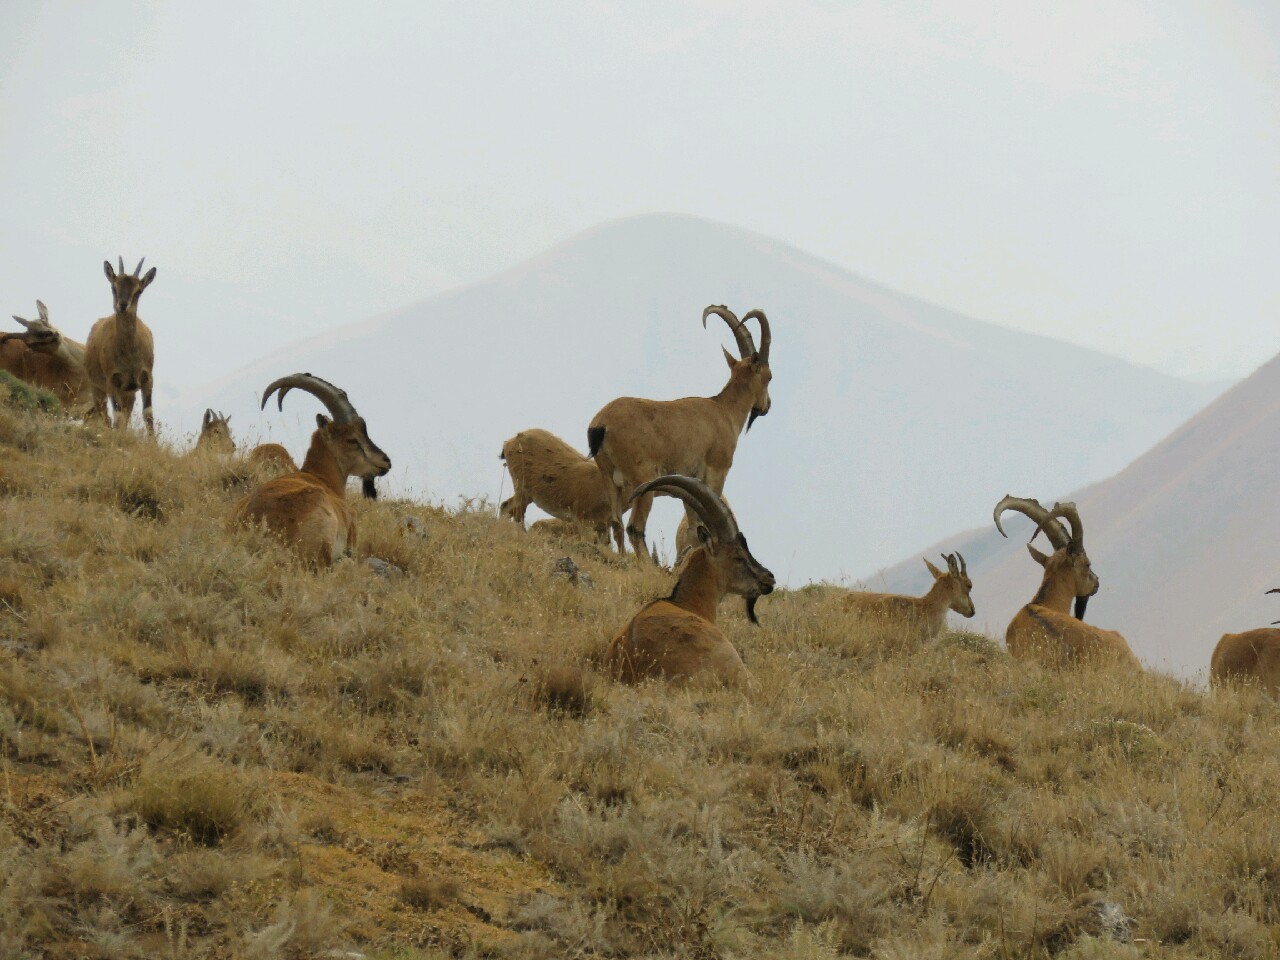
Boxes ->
[2,403,1280,957]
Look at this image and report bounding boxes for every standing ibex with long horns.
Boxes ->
[605,475,775,686]
[994,496,1139,668]
[1210,589,1280,694]
[588,304,772,558]
[85,257,157,434]
[1,300,90,408]
[842,552,975,644]
[231,373,390,565]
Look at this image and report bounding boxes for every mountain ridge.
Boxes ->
[177,212,1223,583]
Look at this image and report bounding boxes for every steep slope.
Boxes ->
[179,213,1220,582]
[877,352,1280,677]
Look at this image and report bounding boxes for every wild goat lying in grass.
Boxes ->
[1,300,90,408]
[1211,589,1280,694]
[500,428,621,550]
[842,552,974,643]
[606,475,774,686]
[247,442,298,473]
[231,373,390,565]
[995,496,1139,669]
[588,304,771,558]
[86,258,157,434]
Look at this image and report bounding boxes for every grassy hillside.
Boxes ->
[2,402,1280,959]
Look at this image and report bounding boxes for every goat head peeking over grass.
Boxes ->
[1211,588,1280,695]
[194,409,235,456]
[842,552,974,644]
[995,496,1139,669]
[605,475,774,686]
[231,373,390,565]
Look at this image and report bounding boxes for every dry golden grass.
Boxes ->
[1,401,1279,958]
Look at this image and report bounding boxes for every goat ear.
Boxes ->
[140,267,157,289]
[695,523,715,551]
[316,413,330,430]
[203,408,213,428]
[923,557,944,579]
[722,346,737,370]
[1026,543,1050,566]
[36,301,48,321]
[103,260,116,281]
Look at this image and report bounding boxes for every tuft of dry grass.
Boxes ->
[2,403,1280,957]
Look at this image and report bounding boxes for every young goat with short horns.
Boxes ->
[231,373,390,565]
[994,496,1139,669]
[842,552,974,644]
[85,257,157,433]
[605,475,775,686]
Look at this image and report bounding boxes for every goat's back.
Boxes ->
[1211,629,1280,694]
[503,428,610,521]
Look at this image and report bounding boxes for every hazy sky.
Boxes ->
[2,1,1278,384]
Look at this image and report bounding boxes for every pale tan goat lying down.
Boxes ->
[842,552,975,644]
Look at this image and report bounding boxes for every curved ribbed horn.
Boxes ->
[993,495,1070,551]
[133,257,146,277]
[702,304,754,359]
[260,372,358,424]
[956,551,967,576]
[117,256,125,276]
[741,308,770,361]
[628,474,738,543]
[1033,501,1084,553]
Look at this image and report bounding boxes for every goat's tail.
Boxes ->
[587,426,605,459]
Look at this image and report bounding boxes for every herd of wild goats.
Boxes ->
[2,259,1276,693]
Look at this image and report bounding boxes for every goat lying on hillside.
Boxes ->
[994,496,1139,669]
[500,428,622,549]
[1,301,90,408]
[1210,589,1280,694]
[247,443,298,473]
[589,304,772,558]
[605,475,774,686]
[85,258,157,434]
[842,552,974,644]
[231,373,390,565]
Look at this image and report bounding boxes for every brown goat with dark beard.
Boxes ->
[606,476,775,686]
[231,374,390,565]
